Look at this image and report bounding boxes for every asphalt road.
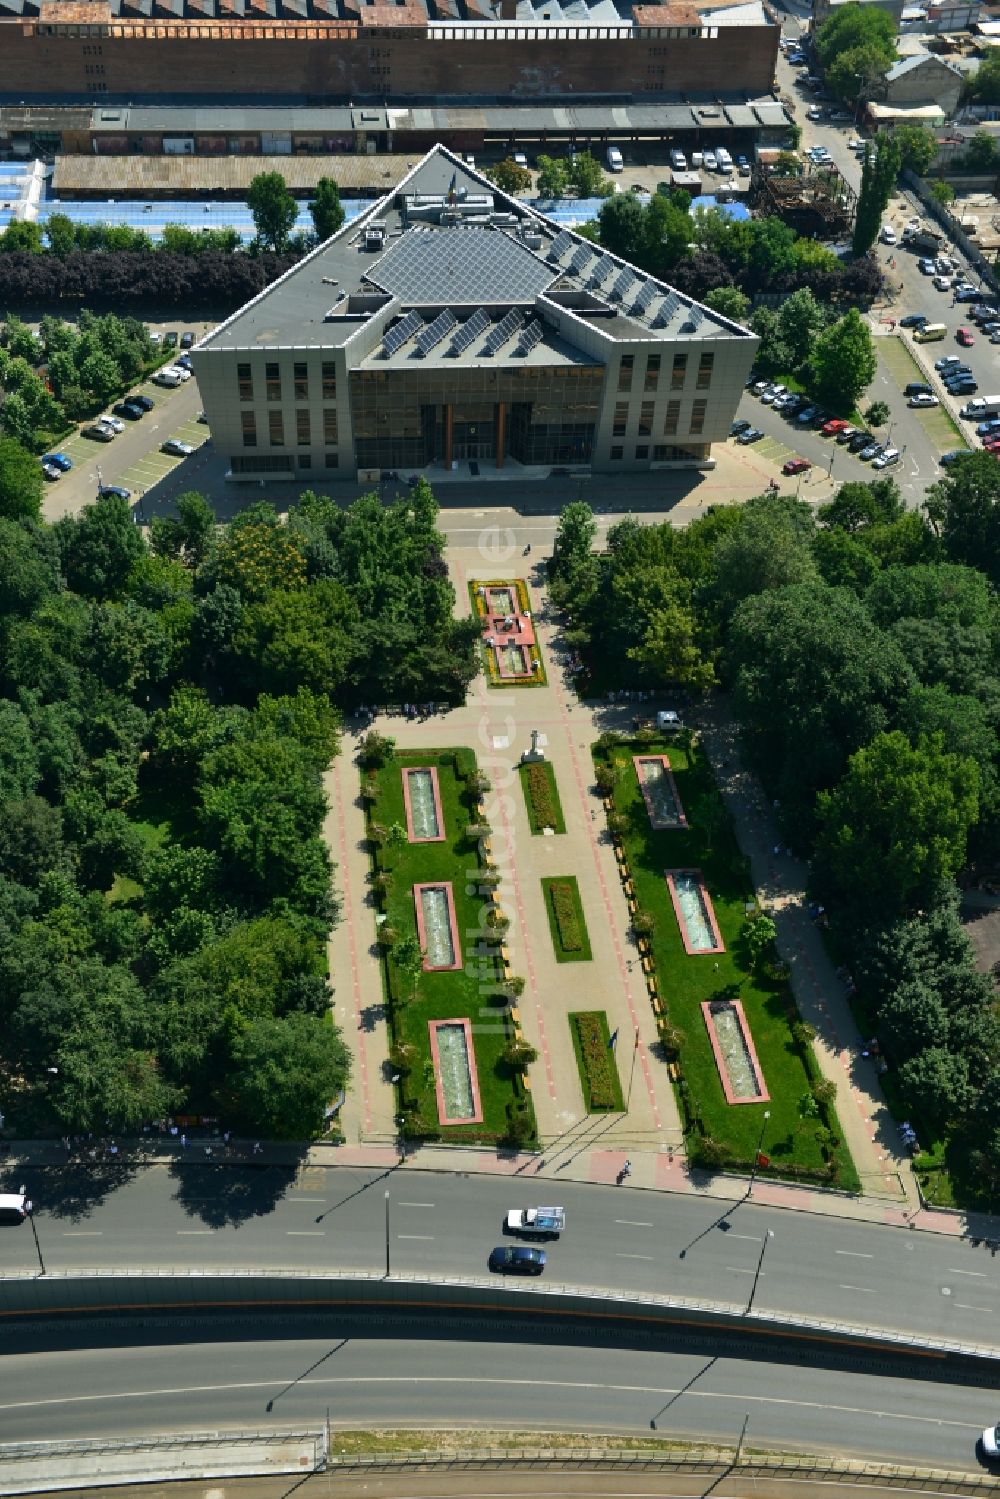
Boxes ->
[3,1165,1000,1350]
[1,1328,994,1468]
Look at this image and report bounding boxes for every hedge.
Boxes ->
[520,760,566,834]
[550,880,582,950]
[570,1010,623,1112]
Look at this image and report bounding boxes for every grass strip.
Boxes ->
[569,1009,623,1111]
[542,875,592,962]
[519,760,566,834]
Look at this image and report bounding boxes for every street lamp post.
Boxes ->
[26,1193,45,1275]
[746,1108,771,1197]
[746,1228,773,1315]
[626,1027,640,1111]
[384,1190,391,1278]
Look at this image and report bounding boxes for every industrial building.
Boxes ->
[191,145,757,481]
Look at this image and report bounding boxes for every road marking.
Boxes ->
[396,1234,434,1240]
[398,1202,435,1208]
[726,1266,754,1275]
[948,1267,987,1277]
[616,1253,654,1261]
[290,1197,326,1203]
[287,1231,325,1236]
[727,1233,760,1241]
[62,1231,102,1237]
[839,1284,876,1293]
[956,1303,992,1312]
[615,1219,653,1227]
[176,1230,214,1235]
[835,1249,874,1258]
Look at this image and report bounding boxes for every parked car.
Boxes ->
[899,314,928,328]
[42,451,73,471]
[148,330,163,344]
[933,276,951,292]
[782,457,811,475]
[905,382,932,397]
[737,154,750,176]
[114,400,144,420]
[980,1420,1000,1460]
[180,331,195,349]
[161,438,195,456]
[154,369,182,387]
[909,393,939,408]
[163,331,178,349]
[848,431,873,452]
[946,381,978,395]
[702,150,718,171]
[488,1245,546,1275]
[40,461,62,480]
[918,259,936,275]
[835,425,859,445]
[955,286,980,303]
[872,446,900,468]
[976,420,1000,437]
[730,418,751,436]
[197,410,208,423]
[97,485,132,501]
[82,422,115,441]
[796,405,818,423]
[935,355,963,371]
[859,442,882,461]
[737,427,765,445]
[760,383,785,404]
[98,413,125,433]
[821,418,849,436]
[880,225,897,245]
[957,327,975,347]
[131,394,155,412]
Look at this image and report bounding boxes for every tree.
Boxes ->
[853,134,902,255]
[960,130,998,172]
[0,437,43,523]
[967,51,1000,105]
[820,477,902,532]
[894,123,938,177]
[927,179,955,207]
[864,400,890,428]
[704,286,751,323]
[55,493,146,600]
[535,155,569,199]
[486,158,532,195]
[777,288,827,371]
[221,1012,351,1139]
[308,177,345,242]
[744,912,777,974]
[710,493,819,621]
[597,192,647,262]
[815,730,979,923]
[811,309,877,410]
[896,1045,973,1137]
[150,490,216,569]
[814,3,897,71]
[568,151,613,198]
[246,171,299,252]
[925,451,1000,585]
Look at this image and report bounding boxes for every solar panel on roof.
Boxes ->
[381,308,424,357]
[483,309,524,355]
[547,230,575,262]
[632,281,658,316]
[589,256,614,286]
[568,243,593,275]
[450,307,490,355]
[416,307,457,356]
[610,268,635,303]
[688,305,705,328]
[516,320,544,355]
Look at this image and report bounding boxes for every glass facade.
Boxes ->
[349,363,604,470]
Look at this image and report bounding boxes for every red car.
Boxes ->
[782,457,811,475]
[821,418,848,436]
[957,327,975,346]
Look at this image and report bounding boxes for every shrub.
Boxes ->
[595,764,617,796]
[503,1104,536,1146]
[502,1040,538,1072]
[631,909,655,937]
[549,880,583,952]
[572,1011,618,1110]
[357,730,395,769]
[525,761,560,829]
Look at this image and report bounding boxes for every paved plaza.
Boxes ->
[326,526,917,1216]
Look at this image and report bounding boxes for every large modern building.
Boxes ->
[191,146,757,481]
[0,0,779,103]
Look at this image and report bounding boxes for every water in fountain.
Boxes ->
[435,1022,476,1119]
[501,643,528,675]
[490,588,515,616]
[674,872,717,951]
[420,886,456,967]
[638,758,683,827]
[710,1002,762,1098]
[407,769,441,839]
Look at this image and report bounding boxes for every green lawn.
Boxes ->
[569,1010,624,1112]
[877,334,970,454]
[369,749,535,1146]
[519,760,566,835]
[594,735,859,1190]
[541,876,592,962]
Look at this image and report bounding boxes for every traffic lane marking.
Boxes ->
[839,1284,876,1293]
[835,1250,874,1259]
[615,1219,653,1227]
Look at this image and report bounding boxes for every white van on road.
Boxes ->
[607,146,624,172]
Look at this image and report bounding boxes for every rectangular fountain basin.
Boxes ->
[402,765,446,843]
[701,998,769,1104]
[633,756,688,830]
[428,1018,484,1125]
[665,869,725,955]
[413,882,462,971]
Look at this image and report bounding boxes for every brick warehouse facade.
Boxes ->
[0,0,779,102]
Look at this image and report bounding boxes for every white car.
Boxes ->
[982,1421,999,1459]
[880,226,897,245]
[98,413,125,433]
[164,365,192,381]
[702,150,718,171]
[161,438,195,457]
[933,276,951,291]
[872,446,900,468]
[154,369,182,387]
[909,393,939,408]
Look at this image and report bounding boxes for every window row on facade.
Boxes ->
[240,408,338,447]
[617,350,714,395]
[238,359,337,402]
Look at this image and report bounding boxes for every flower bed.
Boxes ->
[542,875,592,962]
[570,1010,624,1112]
[468,577,547,688]
[519,760,566,835]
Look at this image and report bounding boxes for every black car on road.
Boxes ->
[488,1245,546,1276]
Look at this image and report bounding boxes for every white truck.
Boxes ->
[504,1206,565,1239]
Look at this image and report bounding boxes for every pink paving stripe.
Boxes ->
[332,760,372,1133]
[428,1017,484,1126]
[401,764,446,843]
[701,998,769,1104]
[633,755,688,830]
[665,869,726,956]
[413,882,463,971]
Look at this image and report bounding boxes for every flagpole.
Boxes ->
[626,1027,640,1111]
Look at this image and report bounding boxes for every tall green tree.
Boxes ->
[486,158,532,195]
[246,171,299,252]
[220,1012,351,1139]
[924,452,1000,585]
[853,134,901,255]
[0,437,43,523]
[810,309,877,410]
[894,123,938,176]
[308,177,345,242]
